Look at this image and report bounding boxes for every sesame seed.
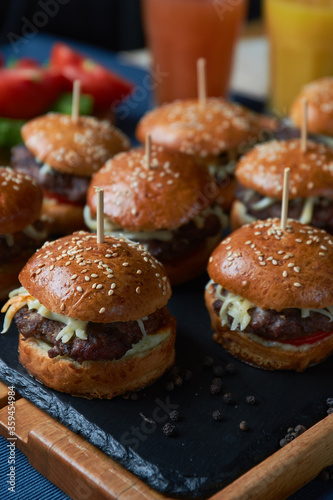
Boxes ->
[49,265,55,271]
[71,274,78,280]
[259,262,266,266]
[92,283,97,289]
[85,276,90,281]
[91,274,98,278]
[108,290,114,296]
[283,271,288,277]
[136,286,141,294]
[294,266,300,273]
[272,260,278,265]
[111,283,116,289]
[295,239,302,243]
[122,262,129,267]
[288,263,295,268]
[99,307,105,314]
[60,304,65,311]
[96,284,103,290]
[76,286,83,292]
[306,240,313,245]
[294,282,301,287]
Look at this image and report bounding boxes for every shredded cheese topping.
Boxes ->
[84,204,226,241]
[211,282,333,331]
[1,287,153,345]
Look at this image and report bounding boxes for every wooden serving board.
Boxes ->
[1,381,333,500]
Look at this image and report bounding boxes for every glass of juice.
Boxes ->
[265,0,333,115]
[142,0,248,104]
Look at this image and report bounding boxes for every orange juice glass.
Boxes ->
[142,0,248,104]
[265,0,333,115]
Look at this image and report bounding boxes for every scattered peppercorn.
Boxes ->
[213,365,224,377]
[327,408,333,415]
[174,375,183,388]
[239,420,249,431]
[163,423,176,437]
[225,363,236,374]
[327,398,333,408]
[223,393,235,405]
[165,381,174,391]
[212,410,224,421]
[203,355,214,368]
[169,366,180,378]
[246,396,256,405]
[294,425,306,436]
[169,410,179,422]
[183,369,192,381]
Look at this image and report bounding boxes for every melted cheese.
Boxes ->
[123,331,169,358]
[250,196,277,211]
[23,224,48,241]
[213,283,333,331]
[241,331,325,352]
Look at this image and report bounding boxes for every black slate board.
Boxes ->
[0,273,332,499]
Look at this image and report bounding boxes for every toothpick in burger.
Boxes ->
[1,232,176,398]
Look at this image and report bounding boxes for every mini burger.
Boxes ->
[205,218,333,372]
[1,232,176,398]
[11,113,130,235]
[290,77,333,137]
[136,98,277,211]
[0,167,48,300]
[231,139,333,234]
[84,145,226,285]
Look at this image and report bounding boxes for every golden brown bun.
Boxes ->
[235,139,333,199]
[0,167,42,234]
[165,233,222,286]
[205,288,333,371]
[208,218,333,311]
[229,199,255,231]
[22,113,130,177]
[19,232,171,323]
[88,146,219,231]
[0,252,35,301]
[290,77,333,137]
[136,98,277,158]
[41,198,86,235]
[18,318,176,398]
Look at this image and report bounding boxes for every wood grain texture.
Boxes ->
[0,381,332,500]
[213,414,333,500]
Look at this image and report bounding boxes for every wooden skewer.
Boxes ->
[95,187,104,244]
[145,134,152,170]
[197,58,207,105]
[301,98,308,153]
[281,167,290,231]
[71,80,81,123]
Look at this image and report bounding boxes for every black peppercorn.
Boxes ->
[212,410,224,421]
[213,365,224,377]
[239,420,249,431]
[223,393,234,405]
[169,410,179,422]
[246,396,256,405]
[163,423,176,437]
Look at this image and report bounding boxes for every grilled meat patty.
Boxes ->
[15,306,171,363]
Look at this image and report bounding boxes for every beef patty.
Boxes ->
[11,145,89,204]
[212,288,333,342]
[15,306,171,363]
[235,184,333,235]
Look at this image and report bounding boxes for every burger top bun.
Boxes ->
[21,113,130,177]
[136,98,276,158]
[87,146,218,231]
[0,167,42,234]
[19,232,171,323]
[208,218,333,311]
[290,77,333,136]
[235,139,333,199]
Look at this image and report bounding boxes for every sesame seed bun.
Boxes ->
[0,167,43,234]
[136,98,276,158]
[205,289,333,371]
[21,113,130,177]
[290,77,333,137]
[87,146,219,231]
[19,232,172,323]
[18,317,176,399]
[235,139,333,199]
[208,218,333,311]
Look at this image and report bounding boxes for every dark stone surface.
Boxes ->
[0,273,332,498]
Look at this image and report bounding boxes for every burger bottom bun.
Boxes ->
[0,253,35,301]
[165,233,222,286]
[18,318,176,399]
[230,199,256,231]
[42,198,87,235]
[205,289,333,372]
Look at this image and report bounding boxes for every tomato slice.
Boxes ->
[50,42,134,109]
[43,190,84,207]
[279,331,332,346]
[0,68,65,119]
